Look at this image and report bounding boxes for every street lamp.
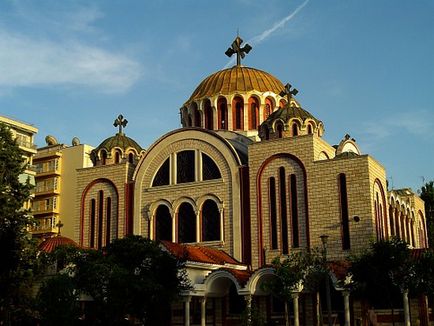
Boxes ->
[320,235,333,326]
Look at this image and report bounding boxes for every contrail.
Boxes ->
[224,0,309,68]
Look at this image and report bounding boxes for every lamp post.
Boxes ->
[320,234,333,326]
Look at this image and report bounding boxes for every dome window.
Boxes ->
[217,97,228,130]
[276,122,284,138]
[307,124,313,134]
[248,97,259,130]
[232,96,244,130]
[292,123,299,136]
[204,99,213,130]
[114,150,121,164]
[101,150,107,165]
[128,153,134,164]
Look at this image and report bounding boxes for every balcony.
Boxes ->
[31,223,57,234]
[32,204,59,215]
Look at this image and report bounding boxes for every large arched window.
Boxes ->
[177,151,195,183]
[178,202,196,243]
[152,158,170,187]
[339,174,350,250]
[155,205,172,241]
[204,99,213,130]
[202,153,221,180]
[232,96,244,130]
[202,200,220,241]
[217,97,228,130]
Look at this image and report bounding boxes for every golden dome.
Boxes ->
[185,66,284,106]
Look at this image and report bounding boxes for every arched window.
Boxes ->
[400,211,406,241]
[233,96,244,130]
[204,99,213,130]
[389,205,394,236]
[177,151,195,183]
[292,123,299,136]
[395,206,400,237]
[248,97,259,130]
[155,205,172,241]
[290,174,299,248]
[202,153,221,180]
[115,151,121,164]
[178,202,196,243]
[128,153,134,164]
[98,190,104,249]
[264,98,273,120]
[217,97,228,130]
[410,220,415,247]
[307,124,313,134]
[152,158,170,187]
[101,150,107,165]
[90,199,96,248]
[279,99,286,108]
[188,116,192,127]
[339,174,350,249]
[106,197,111,246]
[269,177,278,250]
[279,167,289,254]
[276,122,283,138]
[202,200,220,241]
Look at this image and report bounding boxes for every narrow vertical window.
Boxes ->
[101,150,107,165]
[276,123,283,138]
[410,220,415,247]
[339,174,350,249]
[90,199,96,248]
[98,190,104,249]
[115,151,120,164]
[106,197,111,246]
[290,174,299,248]
[269,177,278,250]
[389,206,395,237]
[218,98,228,130]
[128,153,134,164]
[279,167,289,254]
[178,202,196,243]
[204,100,213,130]
[307,124,313,134]
[395,207,400,237]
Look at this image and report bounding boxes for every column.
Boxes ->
[184,296,191,326]
[200,297,206,326]
[292,292,300,326]
[403,289,410,326]
[342,290,351,326]
[244,294,252,326]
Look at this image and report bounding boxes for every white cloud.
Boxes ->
[0,3,143,94]
[224,0,310,68]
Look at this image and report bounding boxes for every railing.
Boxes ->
[16,139,37,149]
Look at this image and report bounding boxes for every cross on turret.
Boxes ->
[55,221,64,236]
[113,114,128,134]
[279,83,299,104]
[225,35,252,66]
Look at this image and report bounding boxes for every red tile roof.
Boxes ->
[328,260,351,280]
[38,236,79,253]
[222,268,252,286]
[160,241,242,265]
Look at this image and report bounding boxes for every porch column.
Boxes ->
[292,292,300,326]
[244,294,252,325]
[200,296,206,326]
[403,289,410,326]
[342,290,351,326]
[184,296,192,326]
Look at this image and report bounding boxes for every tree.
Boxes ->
[0,123,39,323]
[420,181,434,247]
[350,239,414,325]
[268,249,324,326]
[39,236,189,325]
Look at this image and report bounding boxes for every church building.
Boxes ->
[71,36,427,325]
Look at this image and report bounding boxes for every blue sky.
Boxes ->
[1,0,433,191]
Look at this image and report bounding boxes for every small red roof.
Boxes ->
[38,236,79,253]
[328,260,351,280]
[161,241,242,265]
[222,268,252,286]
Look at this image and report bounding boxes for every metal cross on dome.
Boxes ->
[279,83,299,103]
[55,221,64,236]
[225,35,252,66]
[114,114,128,134]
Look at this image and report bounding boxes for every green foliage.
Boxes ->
[241,305,266,326]
[269,249,325,301]
[420,181,434,247]
[39,235,190,325]
[37,273,79,326]
[412,250,434,296]
[350,239,413,308]
[0,123,39,322]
